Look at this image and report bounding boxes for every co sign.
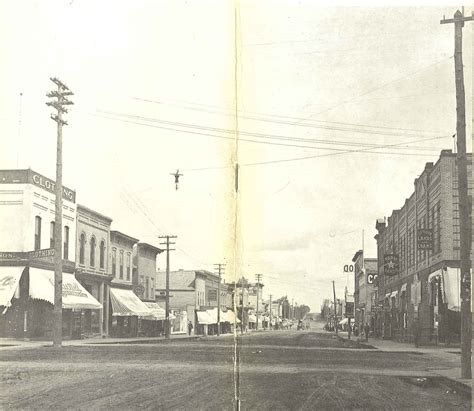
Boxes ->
[367,274,378,284]
[343,264,354,273]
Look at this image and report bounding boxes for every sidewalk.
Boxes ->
[337,331,470,387]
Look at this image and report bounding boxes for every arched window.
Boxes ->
[126,253,131,281]
[79,233,86,265]
[34,216,42,250]
[63,226,69,260]
[112,248,117,277]
[119,250,124,279]
[90,236,96,267]
[50,221,55,248]
[99,240,106,269]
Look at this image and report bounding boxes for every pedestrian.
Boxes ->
[187,320,193,336]
[364,323,370,341]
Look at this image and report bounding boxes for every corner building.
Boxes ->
[375,150,472,344]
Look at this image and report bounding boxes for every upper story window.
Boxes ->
[50,221,55,248]
[145,277,149,299]
[90,236,96,267]
[112,248,117,277]
[126,253,131,281]
[79,233,86,265]
[99,240,106,269]
[34,216,42,250]
[119,251,124,279]
[63,226,69,260]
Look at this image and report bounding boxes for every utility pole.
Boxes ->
[269,294,273,330]
[46,77,73,347]
[159,235,177,339]
[214,263,226,336]
[255,274,263,330]
[441,9,473,380]
[332,280,338,336]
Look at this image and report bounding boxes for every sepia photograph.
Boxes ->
[0,1,472,409]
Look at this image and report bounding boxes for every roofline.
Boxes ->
[110,230,139,244]
[138,242,164,254]
[77,204,113,223]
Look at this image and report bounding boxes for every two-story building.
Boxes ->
[352,250,377,332]
[0,169,101,339]
[75,204,113,337]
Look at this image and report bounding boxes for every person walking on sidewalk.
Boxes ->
[364,323,370,342]
[187,320,193,336]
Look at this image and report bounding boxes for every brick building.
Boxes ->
[374,150,472,344]
[352,250,377,331]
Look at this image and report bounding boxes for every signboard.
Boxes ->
[133,284,145,296]
[383,254,399,276]
[0,248,55,261]
[343,264,354,273]
[417,228,433,250]
[208,289,217,302]
[345,302,355,317]
[367,272,378,284]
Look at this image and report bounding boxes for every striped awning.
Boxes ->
[0,266,24,308]
[110,287,152,316]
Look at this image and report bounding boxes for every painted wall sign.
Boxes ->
[367,273,378,284]
[417,228,433,250]
[343,264,354,273]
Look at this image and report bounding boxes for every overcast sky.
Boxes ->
[1,1,472,311]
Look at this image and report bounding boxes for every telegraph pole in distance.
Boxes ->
[332,280,338,336]
[159,235,177,339]
[441,9,473,380]
[255,274,263,330]
[214,263,226,336]
[46,77,73,347]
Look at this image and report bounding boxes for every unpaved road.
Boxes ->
[0,330,470,410]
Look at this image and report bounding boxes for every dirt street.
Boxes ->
[0,330,470,410]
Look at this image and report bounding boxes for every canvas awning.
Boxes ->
[248,314,257,323]
[0,266,24,308]
[109,287,152,316]
[390,291,398,298]
[29,267,102,309]
[141,302,166,320]
[197,310,215,325]
[400,283,407,293]
[207,308,226,323]
[223,310,240,323]
[442,268,463,312]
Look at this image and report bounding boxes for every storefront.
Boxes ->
[109,287,152,337]
[196,310,215,336]
[0,266,102,339]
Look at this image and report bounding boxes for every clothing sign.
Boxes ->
[417,229,433,250]
[383,254,399,276]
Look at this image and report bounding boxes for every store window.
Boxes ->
[34,216,42,250]
[126,253,131,281]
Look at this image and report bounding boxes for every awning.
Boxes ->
[207,308,226,323]
[442,268,462,312]
[248,314,257,323]
[0,266,24,308]
[339,317,348,325]
[223,310,240,323]
[390,291,398,298]
[197,310,216,325]
[400,283,407,293]
[109,287,152,316]
[29,267,102,309]
[428,269,442,283]
[141,302,166,320]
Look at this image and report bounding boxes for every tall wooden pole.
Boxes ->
[159,235,176,339]
[441,9,473,380]
[333,280,338,336]
[46,78,73,347]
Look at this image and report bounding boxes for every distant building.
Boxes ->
[375,150,472,344]
[133,242,163,302]
[352,250,377,330]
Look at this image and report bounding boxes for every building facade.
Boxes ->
[75,204,113,336]
[375,150,472,344]
[352,250,377,331]
[0,169,101,339]
[133,242,162,303]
